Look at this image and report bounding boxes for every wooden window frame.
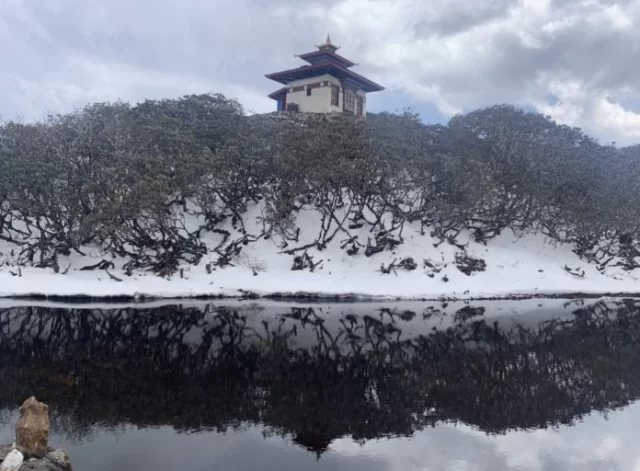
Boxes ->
[344,90,356,113]
[331,86,339,107]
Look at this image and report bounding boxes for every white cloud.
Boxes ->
[1,0,640,143]
[330,403,640,470]
[1,55,273,120]
[535,77,640,144]
[313,0,640,144]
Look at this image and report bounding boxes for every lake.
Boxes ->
[0,298,639,470]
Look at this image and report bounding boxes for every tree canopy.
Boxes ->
[1,95,638,274]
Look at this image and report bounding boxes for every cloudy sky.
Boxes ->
[1,0,640,145]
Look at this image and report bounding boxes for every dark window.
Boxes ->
[344,90,355,113]
[306,88,312,96]
[331,86,339,106]
[356,96,363,116]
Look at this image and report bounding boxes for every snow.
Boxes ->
[0,450,23,471]
[0,204,639,301]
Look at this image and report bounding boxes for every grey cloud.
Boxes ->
[418,5,640,99]
[383,0,640,142]
[550,0,633,10]
[0,0,342,118]
[412,0,515,37]
[18,0,343,84]
[2,0,640,143]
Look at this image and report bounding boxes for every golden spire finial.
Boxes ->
[316,34,339,51]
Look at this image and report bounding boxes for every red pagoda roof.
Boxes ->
[265,62,384,93]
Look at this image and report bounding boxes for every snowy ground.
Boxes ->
[0,205,639,301]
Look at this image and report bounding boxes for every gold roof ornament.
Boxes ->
[316,34,340,51]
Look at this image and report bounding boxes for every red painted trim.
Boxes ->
[288,81,328,93]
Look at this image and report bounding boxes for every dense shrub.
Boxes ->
[1,95,638,274]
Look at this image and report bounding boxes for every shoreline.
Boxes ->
[3,227,640,306]
[2,289,640,304]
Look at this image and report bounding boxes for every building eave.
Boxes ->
[297,50,356,68]
[265,63,384,93]
[268,87,288,100]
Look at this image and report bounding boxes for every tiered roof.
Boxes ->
[266,35,384,95]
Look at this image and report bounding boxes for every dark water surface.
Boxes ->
[1,298,640,470]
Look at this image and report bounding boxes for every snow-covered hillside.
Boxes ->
[2,104,639,301]
[0,203,638,301]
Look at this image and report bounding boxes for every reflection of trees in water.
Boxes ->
[1,300,640,454]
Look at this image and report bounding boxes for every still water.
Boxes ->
[0,298,639,470]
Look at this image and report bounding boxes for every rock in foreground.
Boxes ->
[0,398,71,471]
[16,397,49,458]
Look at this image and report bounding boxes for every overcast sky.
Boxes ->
[1,0,640,145]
